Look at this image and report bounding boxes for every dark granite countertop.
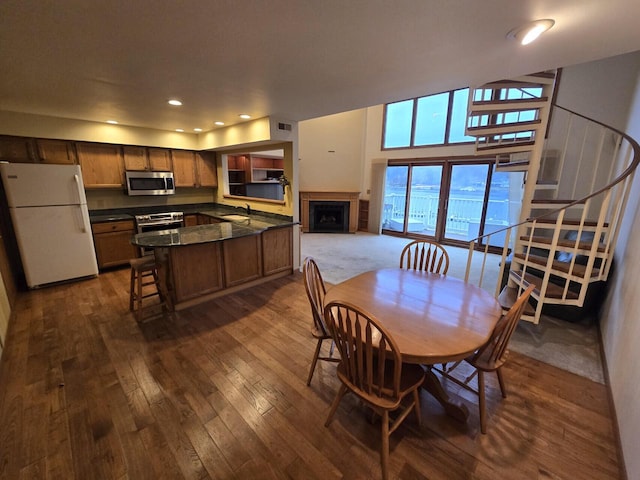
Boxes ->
[90,213,134,223]
[131,222,257,248]
[119,204,295,247]
[89,203,292,225]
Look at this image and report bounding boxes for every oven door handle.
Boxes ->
[137,221,183,227]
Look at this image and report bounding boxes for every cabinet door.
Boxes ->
[92,220,137,268]
[223,235,262,286]
[0,135,33,162]
[196,152,218,187]
[123,145,148,171]
[171,150,197,187]
[77,142,124,187]
[170,242,224,302]
[36,139,76,164]
[262,227,293,275]
[148,148,172,171]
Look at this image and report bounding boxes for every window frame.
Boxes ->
[382,87,475,150]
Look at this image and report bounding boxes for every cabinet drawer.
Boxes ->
[92,220,135,234]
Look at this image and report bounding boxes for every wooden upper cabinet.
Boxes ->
[0,135,34,162]
[124,146,172,171]
[36,139,76,164]
[171,150,197,187]
[122,145,147,171]
[147,148,172,171]
[196,152,218,187]
[76,142,124,188]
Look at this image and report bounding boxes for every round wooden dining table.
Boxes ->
[323,268,503,421]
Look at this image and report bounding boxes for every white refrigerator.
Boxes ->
[0,162,99,288]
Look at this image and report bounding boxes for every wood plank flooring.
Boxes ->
[0,268,622,479]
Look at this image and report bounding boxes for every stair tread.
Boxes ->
[519,236,607,252]
[467,119,542,133]
[477,140,536,152]
[531,198,586,205]
[513,253,601,278]
[498,286,536,315]
[509,271,580,300]
[471,96,549,107]
[499,159,530,167]
[529,218,609,228]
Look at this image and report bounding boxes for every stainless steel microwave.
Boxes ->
[125,171,175,196]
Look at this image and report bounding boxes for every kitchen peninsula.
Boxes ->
[131,209,295,310]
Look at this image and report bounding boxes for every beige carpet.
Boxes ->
[300,231,605,384]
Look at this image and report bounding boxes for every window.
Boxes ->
[383,88,475,149]
[382,159,523,249]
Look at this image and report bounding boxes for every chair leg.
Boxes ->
[307,338,323,386]
[496,368,507,398]
[136,269,144,322]
[325,384,347,427]
[380,410,390,480]
[478,370,486,434]
[129,267,136,311]
[412,389,422,427]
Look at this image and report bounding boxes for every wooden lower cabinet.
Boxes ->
[223,235,262,286]
[159,226,293,308]
[170,243,224,302]
[262,227,293,275]
[92,220,137,269]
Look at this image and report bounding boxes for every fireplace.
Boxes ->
[300,191,360,233]
[309,201,350,233]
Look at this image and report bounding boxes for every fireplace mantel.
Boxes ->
[300,191,360,233]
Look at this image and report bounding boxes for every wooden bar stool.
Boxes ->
[129,255,162,322]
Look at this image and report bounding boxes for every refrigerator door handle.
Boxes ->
[74,174,84,204]
[77,205,90,233]
[74,174,90,233]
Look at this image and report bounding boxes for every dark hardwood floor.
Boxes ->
[0,268,622,479]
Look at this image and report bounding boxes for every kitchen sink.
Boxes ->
[221,214,249,221]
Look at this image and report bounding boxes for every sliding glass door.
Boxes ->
[383,160,521,248]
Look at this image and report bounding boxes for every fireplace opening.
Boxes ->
[309,201,350,233]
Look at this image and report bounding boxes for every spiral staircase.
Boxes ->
[463,72,640,324]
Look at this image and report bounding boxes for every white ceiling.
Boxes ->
[1,1,639,133]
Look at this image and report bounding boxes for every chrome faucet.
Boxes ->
[246,203,251,215]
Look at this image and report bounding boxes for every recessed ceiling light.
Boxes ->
[168,99,182,106]
[175,129,184,133]
[106,120,118,124]
[215,121,225,126]
[239,114,251,119]
[194,128,203,132]
[507,19,555,45]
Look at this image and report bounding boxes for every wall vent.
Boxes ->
[278,122,292,131]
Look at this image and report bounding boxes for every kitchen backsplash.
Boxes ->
[86,188,216,210]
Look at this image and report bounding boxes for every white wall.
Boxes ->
[298,109,366,193]
[599,67,640,480]
[0,111,199,149]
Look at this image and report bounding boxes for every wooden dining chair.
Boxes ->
[399,239,450,274]
[303,257,340,386]
[323,300,425,480]
[435,284,535,434]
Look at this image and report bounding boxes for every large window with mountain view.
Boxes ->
[383,88,475,149]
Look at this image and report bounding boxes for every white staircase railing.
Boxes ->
[465,104,640,323]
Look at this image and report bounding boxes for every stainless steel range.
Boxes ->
[135,211,184,255]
